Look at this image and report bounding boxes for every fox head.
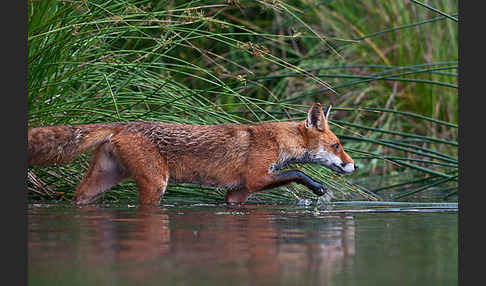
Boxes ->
[302,103,356,174]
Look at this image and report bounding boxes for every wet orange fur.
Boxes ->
[28,103,355,205]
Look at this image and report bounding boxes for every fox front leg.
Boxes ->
[231,169,328,204]
[275,170,327,195]
[257,170,328,196]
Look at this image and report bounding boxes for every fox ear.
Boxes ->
[305,103,325,131]
[323,105,332,120]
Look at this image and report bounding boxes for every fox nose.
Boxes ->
[340,163,358,172]
[341,163,358,169]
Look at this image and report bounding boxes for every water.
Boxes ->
[28,202,458,286]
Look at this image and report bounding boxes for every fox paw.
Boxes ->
[311,185,328,196]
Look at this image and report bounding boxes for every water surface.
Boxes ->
[28,202,457,286]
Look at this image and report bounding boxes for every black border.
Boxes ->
[6,1,28,285]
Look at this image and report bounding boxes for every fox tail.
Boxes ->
[28,124,119,166]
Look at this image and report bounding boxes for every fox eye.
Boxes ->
[332,143,340,151]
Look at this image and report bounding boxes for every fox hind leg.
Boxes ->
[74,142,128,205]
[111,132,169,206]
[131,165,169,206]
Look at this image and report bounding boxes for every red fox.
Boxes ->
[28,103,356,205]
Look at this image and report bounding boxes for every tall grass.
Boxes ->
[28,0,458,203]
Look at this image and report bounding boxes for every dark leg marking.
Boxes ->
[264,170,327,196]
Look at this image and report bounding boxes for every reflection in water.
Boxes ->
[164,206,355,285]
[28,204,355,285]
